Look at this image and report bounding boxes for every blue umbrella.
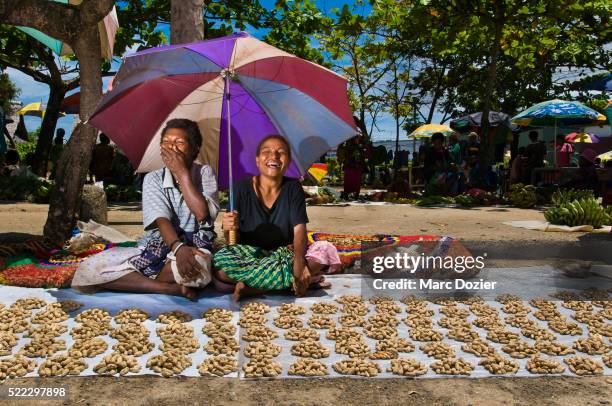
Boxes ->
[512,99,607,166]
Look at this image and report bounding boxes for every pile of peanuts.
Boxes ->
[410,327,443,342]
[387,358,428,377]
[285,327,319,341]
[526,355,565,374]
[278,303,306,316]
[114,308,149,324]
[242,358,282,378]
[290,340,330,358]
[534,340,575,356]
[430,357,474,375]
[447,327,480,342]
[479,354,519,375]
[204,333,239,355]
[310,302,338,314]
[332,358,381,377]
[38,354,87,377]
[31,303,69,324]
[335,336,370,358]
[27,323,67,339]
[363,324,397,340]
[420,342,455,359]
[69,337,108,358]
[239,313,267,327]
[146,350,192,377]
[156,322,199,357]
[71,308,111,340]
[339,314,365,327]
[245,341,282,358]
[0,355,36,380]
[156,311,192,324]
[94,352,141,375]
[486,329,519,344]
[461,339,496,357]
[308,315,335,329]
[572,334,610,355]
[0,331,17,356]
[288,358,328,376]
[438,317,470,330]
[548,320,582,336]
[342,302,369,316]
[20,337,66,358]
[368,313,400,328]
[203,308,233,324]
[202,322,237,338]
[501,340,538,359]
[564,356,604,376]
[0,307,31,334]
[242,325,278,342]
[376,338,414,353]
[198,355,238,377]
[404,314,433,328]
[274,315,303,329]
[58,300,82,313]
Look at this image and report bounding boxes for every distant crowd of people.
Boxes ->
[0,125,135,186]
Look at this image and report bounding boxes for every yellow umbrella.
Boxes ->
[408,124,454,139]
[599,151,612,162]
[17,102,65,119]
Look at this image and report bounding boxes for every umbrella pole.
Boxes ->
[225,73,237,246]
[553,118,557,168]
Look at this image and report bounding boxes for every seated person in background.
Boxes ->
[564,148,599,194]
[72,118,220,299]
[213,135,331,301]
[89,133,115,183]
[510,147,527,185]
[1,149,20,176]
[423,132,457,195]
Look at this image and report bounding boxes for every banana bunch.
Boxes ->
[508,184,537,208]
[544,198,607,228]
[551,189,594,206]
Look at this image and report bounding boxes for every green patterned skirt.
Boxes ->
[212,244,294,290]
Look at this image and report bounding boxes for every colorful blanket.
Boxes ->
[0,239,135,288]
[0,233,460,288]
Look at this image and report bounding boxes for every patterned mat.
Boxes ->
[0,233,455,288]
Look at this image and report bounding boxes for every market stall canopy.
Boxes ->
[511,99,607,127]
[17,102,65,119]
[408,124,454,139]
[17,1,118,60]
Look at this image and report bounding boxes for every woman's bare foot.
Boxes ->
[180,285,198,301]
[309,277,332,289]
[166,283,198,300]
[232,281,247,302]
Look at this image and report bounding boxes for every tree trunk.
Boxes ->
[170,0,204,44]
[32,82,66,176]
[478,2,505,185]
[43,26,102,244]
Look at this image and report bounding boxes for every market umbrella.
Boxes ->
[17,1,118,59]
[564,132,600,144]
[449,111,511,132]
[89,32,356,200]
[60,93,80,114]
[511,99,607,166]
[17,102,46,118]
[307,163,328,183]
[408,124,454,139]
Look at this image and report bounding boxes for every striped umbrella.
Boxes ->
[408,124,454,139]
[17,1,118,59]
[564,132,600,144]
[308,163,328,182]
[89,32,357,206]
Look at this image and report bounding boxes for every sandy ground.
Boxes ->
[0,202,611,405]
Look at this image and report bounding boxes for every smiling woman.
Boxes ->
[213,135,336,301]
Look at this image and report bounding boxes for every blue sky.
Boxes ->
[6,0,410,142]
